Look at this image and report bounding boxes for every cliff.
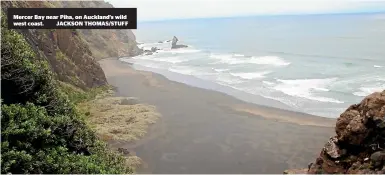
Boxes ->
[285,90,385,174]
[50,1,142,59]
[2,1,107,89]
[1,0,141,89]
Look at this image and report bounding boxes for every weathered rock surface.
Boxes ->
[55,1,141,59]
[141,47,160,56]
[285,90,385,174]
[171,36,188,49]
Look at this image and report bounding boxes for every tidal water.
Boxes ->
[123,13,385,118]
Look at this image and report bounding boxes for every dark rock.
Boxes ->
[143,49,153,55]
[308,162,313,170]
[150,47,159,52]
[158,41,163,43]
[140,47,160,56]
[286,90,385,174]
[371,151,385,169]
[117,148,130,155]
[171,36,188,49]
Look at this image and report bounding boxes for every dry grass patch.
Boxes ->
[79,95,160,142]
[77,89,160,171]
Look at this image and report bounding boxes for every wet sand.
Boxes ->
[99,58,336,174]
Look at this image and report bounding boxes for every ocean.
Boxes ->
[122,13,385,118]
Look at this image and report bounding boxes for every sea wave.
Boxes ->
[134,54,189,64]
[230,71,271,80]
[272,77,344,103]
[158,48,202,54]
[209,54,290,66]
[353,84,385,97]
[212,68,230,72]
[233,53,245,57]
[216,74,245,85]
[262,81,275,86]
[168,67,195,75]
[374,65,383,68]
[249,56,291,66]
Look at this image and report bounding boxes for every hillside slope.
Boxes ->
[1,10,132,173]
[1,1,142,173]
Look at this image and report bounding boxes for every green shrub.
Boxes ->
[1,103,132,174]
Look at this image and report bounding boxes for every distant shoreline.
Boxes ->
[119,56,341,119]
[115,57,337,124]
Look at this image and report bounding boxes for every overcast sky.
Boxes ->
[105,0,385,21]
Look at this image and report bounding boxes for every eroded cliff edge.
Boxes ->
[285,90,385,174]
[1,0,141,89]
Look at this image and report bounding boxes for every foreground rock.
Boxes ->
[171,36,188,49]
[285,90,385,174]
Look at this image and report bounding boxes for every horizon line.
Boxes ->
[138,10,385,23]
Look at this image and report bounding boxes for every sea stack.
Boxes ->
[171,36,188,49]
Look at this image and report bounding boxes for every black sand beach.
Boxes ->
[99,58,336,174]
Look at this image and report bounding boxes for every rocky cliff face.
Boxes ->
[52,1,142,59]
[285,90,385,174]
[1,0,141,89]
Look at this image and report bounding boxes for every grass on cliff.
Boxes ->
[1,12,132,174]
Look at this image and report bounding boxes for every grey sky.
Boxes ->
[106,0,385,21]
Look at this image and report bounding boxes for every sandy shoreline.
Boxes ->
[99,58,336,173]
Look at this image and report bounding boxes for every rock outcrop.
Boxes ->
[285,90,385,174]
[171,36,188,49]
[142,47,160,55]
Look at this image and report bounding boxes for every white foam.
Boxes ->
[168,67,195,75]
[233,54,245,57]
[212,68,230,72]
[159,48,202,54]
[249,56,291,66]
[230,71,271,80]
[273,77,344,103]
[157,57,188,64]
[134,54,188,64]
[262,81,275,86]
[216,74,245,84]
[209,54,290,66]
[353,84,385,97]
[374,65,383,68]
[210,53,233,60]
